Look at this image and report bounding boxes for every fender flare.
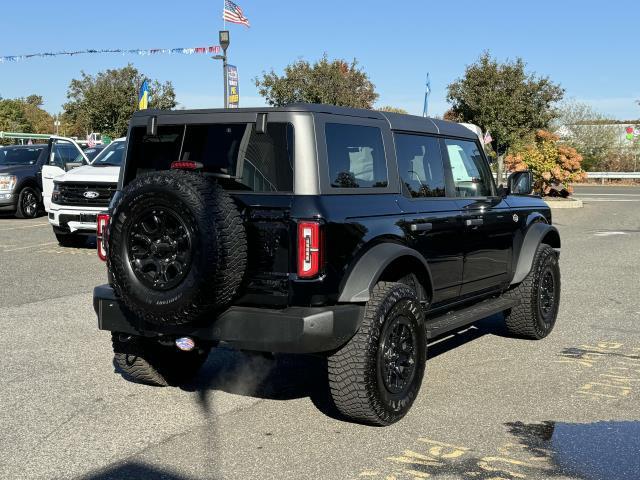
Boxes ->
[511,223,560,285]
[338,243,433,303]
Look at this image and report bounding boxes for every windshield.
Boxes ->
[91,141,126,166]
[83,146,105,161]
[0,147,43,166]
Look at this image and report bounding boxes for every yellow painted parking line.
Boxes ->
[0,223,50,231]
[2,241,57,252]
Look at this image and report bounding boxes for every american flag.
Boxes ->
[223,0,250,27]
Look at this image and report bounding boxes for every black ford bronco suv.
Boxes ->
[93,104,561,426]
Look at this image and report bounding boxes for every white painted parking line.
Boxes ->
[594,231,627,236]
[0,223,50,232]
[574,193,640,196]
[2,241,57,252]
[579,198,640,202]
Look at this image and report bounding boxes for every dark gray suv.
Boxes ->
[0,144,47,218]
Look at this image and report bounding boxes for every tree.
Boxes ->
[255,54,378,109]
[505,130,586,195]
[447,52,564,156]
[379,106,408,114]
[0,94,55,145]
[0,99,31,145]
[63,64,176,138]
[20,95,53,134]
[553,101,619,171]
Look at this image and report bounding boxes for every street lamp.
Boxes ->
[212,30,230,108]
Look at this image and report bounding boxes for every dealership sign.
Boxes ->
[227,65,239,108]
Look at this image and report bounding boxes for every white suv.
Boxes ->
[48,138,125,247]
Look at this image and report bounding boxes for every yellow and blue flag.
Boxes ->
[138,80,149,110]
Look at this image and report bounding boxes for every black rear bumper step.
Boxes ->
[93,285,364,354]
[426,296,519,339]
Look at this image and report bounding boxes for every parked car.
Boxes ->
[0,137,87,218]
[48,138,124,246]
[93,104,561,426]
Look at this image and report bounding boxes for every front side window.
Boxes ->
[395,134,446,198]
[50,142,82,168]
[325,123,387,188]
[445,139,492,197]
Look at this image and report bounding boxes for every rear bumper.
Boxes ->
[93,285,364,354]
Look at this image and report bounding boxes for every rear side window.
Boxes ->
[0,147,42,165]
[325,123,387,188]
[394,134,446,197]
[127,122,294,192]
[445,138,493,197]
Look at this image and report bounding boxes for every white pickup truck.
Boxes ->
[47,138,125,247]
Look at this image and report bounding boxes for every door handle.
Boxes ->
[465,218,484,227]
[410,222,433,232]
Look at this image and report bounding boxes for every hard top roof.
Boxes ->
[134,103,477,139]
[0,143,46,149]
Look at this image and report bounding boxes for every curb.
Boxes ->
[544,198,583,209]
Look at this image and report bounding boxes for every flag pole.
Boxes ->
[223,0,226,30]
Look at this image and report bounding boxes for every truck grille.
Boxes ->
[56,183,117,207]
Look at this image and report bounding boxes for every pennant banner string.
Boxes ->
[0,46,221,64]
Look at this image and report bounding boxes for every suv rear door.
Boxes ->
[394,132,464,305]
[443,137,516,296]
[42,137,88,211]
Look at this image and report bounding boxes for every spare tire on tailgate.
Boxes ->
[108,170,247,326]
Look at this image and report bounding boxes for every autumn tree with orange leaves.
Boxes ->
[505,130,586,195]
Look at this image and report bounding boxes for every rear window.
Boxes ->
[126,122,294,192]
[0,147,42,165]
[325,123,387,188]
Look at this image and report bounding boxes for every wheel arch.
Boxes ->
[15,176,41,194]
[338,242,433,303]
[511,223,560,285]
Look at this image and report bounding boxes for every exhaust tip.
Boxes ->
[175,337,196,351]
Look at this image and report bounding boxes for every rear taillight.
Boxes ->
[297,221,321,279]
[170,161,203,170]
[97,213,110,261]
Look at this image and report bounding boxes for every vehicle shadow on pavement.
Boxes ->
[181,314,511,421]
[427,313,506,360]
[183,347,343,420]
[81,461,203,480]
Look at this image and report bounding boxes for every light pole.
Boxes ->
[212,30,230,108]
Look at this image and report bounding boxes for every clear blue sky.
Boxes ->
[1,0,637,120]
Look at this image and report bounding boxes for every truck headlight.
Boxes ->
[0,175,17,192]
[52,182,60,202]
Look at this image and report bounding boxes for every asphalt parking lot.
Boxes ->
[1,185,639,480]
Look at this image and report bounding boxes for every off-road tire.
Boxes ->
[112,333,210,386]
[503,243,560,339]
[108,170,247,326]
[15,186,41,219]
[55,232,86,248]
[327,282,426,426]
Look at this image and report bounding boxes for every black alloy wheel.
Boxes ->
[127,208,193,291]
[16,187,40,219]
[379,315,417,395]
[539,269,556,320]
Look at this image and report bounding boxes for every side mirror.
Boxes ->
[64,161,83,172]
[507,170,533,195]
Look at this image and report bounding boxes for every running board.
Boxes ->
[426,296,519,340]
